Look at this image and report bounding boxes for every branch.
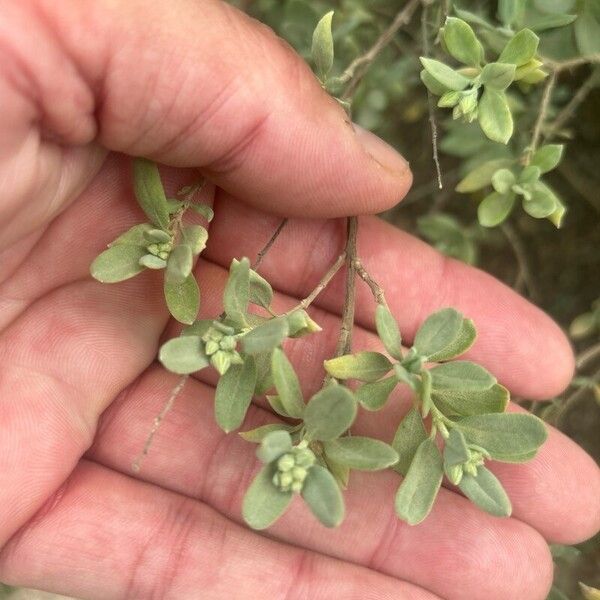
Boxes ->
[252,218,288,270]
[338,0,423,99]
[354,259,387,306]
[526,70,557,163]
[501,222,540,302]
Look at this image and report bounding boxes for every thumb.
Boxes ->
[27,0,412,217]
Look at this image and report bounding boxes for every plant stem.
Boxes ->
[526,71,556,163]
[577,342,600,370]
[421,1,443,189]
[253,218,288,270]
[554,367,600,428]
[339,0,423,99]
[354,259,387,306]
[543,54,600,73]
[334,217,358,357]
[501,222,540,301]
[132,375,189,472]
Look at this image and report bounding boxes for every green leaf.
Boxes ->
[413,307,463,358]
[523,182,558,218]
[239,423,298,443]
[443,17,484,66]
[271,348,305,419]
[223,257,250,326]
[458,466,512,517]
[165,244,193,284]
[375,305,403,360]
[304,385,357,441]
[324,352,393,382]
[323,437,398,471]
[391,408,428,476]
[427,318,477,362]
[430,361,496,391]
[159,335,209,374]
[575,6,600,54]
[456,413,547,462]
[301,464,345,527]
[419,58,471,91]
[266,394,292,418]
[395,438,443,525]
[253,351,275,395]
[243,464,293,530]
[530,144,563,174]
[478,88,513,144]
[189,203,214,222]
[214,356,257,433]
[443,429,471,466]
[456,158,514,193]
[324,456,350,490]
[287,310,321,337]
[478,191,516,227]
[109,223,154,246]
[491,168,516,194]
[518,165,541,185]
[498,0,525,27]
[498,29,539,65]
[139,254,166,270]
[90,245,147,283]
[548,196,567,228]
[182,319,212,337]
[248,268,273,309]
[312,11,334,81]
[481,62,516,91]
[133,158,170,230]
[433,383,510,417]
[164,273,200,325]
[242,318,289,355]
[355,376,397,411]
[181,225,208,255]
[420,69,451,96]
[529,13,577,33]
[256,430,293,463]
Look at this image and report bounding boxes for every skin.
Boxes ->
[0,1,598,598]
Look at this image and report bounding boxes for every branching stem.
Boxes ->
[526,71,556,163]
[253,218,288,270]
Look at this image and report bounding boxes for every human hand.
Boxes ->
[0,1,598,599]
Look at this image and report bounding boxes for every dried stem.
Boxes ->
[252,218,288,270]
[555,367,600,428]
[421,1,443,189]
[339,0,423,99]
[354,259,387,307]
[526,71,557,163]
[544,54,600,73]
[577,342,600,370]
[501,222,540,302]
[132,375,189,472]
[545,68,600,139]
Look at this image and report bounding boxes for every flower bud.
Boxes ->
[211,351,232,375]
[292,466,308,482]
[277,454,295,472]
[204,340,220,356]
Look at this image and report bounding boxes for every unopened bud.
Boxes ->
[277,454,295,472]
[211,351,232,375]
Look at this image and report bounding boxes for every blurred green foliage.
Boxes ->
[233,0,600,597]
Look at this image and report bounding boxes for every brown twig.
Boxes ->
[501,222,540,302]
[526,71,557,163]
[252,218,288,270]
[354,259,387,307]
[339,0,423,99]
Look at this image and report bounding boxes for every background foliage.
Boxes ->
[232,1,600,598]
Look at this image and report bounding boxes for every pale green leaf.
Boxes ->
[443,429,471,466]
[430,361,496,391]
[355,376,397,411]
[530,144,564,173]
[223,257,250,326]
[323,437,398,471]
[256,430,293,464]
[181,225,208,255]
[165,244,193,284]
[133,158,170,230]
[304,385,357,441]
[456,413,547,462]
[239,423,298,443]
[248,268,273,308]
[391,408,428,476]
[90,245,147,283]
[491,168,516,194]
[254,351,275,395]
[419,58,471,91]
[301,464,345,527]
[498,29,539,65]
[375,304,402,360]
[271,348,305,419]
[478,89,513,144]
[427,318,477,362]
[480,62,516,90]
[413,307,463,358]
[456,158,513,193]
[243,464,293,530]
[395,438,443,525]
[144,228,172,243]
[159,335,209,374]
[420,69,451,95]
[433,383,510,416]
[443,17,484,66]
[109,223,154,247]
[478,191,515,227]
[498,0,525,27]
[312,11,334,81]
[189,203,214,222]
[459,466,512,517]
[242,318,289,355]
[139,254,166,270]
[214,356,257,432]
[164,273,200,325]
[324,352,393,382]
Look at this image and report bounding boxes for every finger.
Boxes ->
[0,461,439,600]
[9,0,411,220]
[204,193,574,399]
[87,368,553,600]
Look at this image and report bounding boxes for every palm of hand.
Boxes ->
[0,151,598,600]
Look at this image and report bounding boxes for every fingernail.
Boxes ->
[353,123,410,175]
